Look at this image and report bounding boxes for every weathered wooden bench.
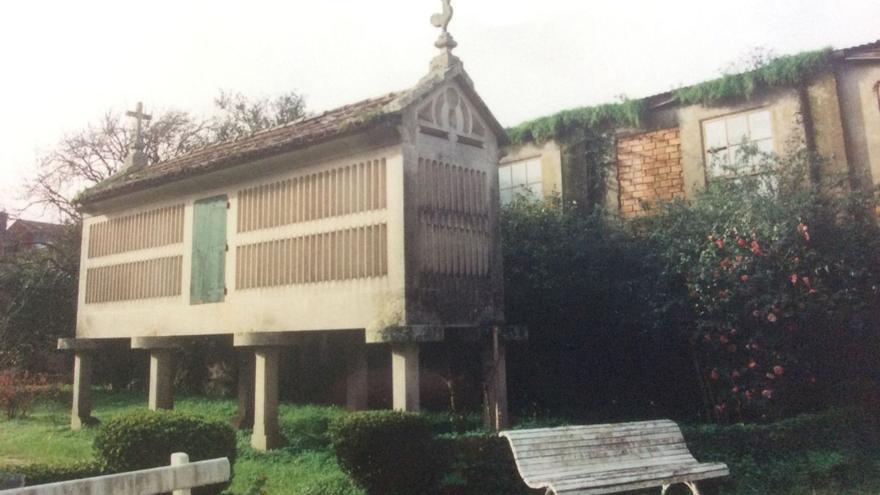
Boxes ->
[501,420,728,495]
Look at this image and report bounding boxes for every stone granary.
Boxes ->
[59,1,519,450]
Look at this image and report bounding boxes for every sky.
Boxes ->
[0,0,878,221]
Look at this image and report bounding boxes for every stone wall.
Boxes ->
[616,128,685,217]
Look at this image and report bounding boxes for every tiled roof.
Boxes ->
[79,91,402,204]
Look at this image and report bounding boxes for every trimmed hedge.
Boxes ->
[329,411,446,495]
[12,461,103,486]
[94,410,236,494]
[440,434,537,495]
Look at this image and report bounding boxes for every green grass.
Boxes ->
[2,391,880,494]
[0,390,362,494]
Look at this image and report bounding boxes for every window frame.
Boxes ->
[499,157,544,204]
[701,107,775,180]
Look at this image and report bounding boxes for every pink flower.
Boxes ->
[745,390,753,400]
[748,360,758,369]
[710,369,721,381]
[730,328,739,336]
[798,223,810,241]
[766,372,776,380]
[762,389,774,399]
[732,386,740,393]
[750,240,763,256]
[741,274,750,282]
[773,365,784,376]
[719,335,729,345]
[790,274,798,286]
[737,238,747,248]
[715,239,725,249]
[731,370,741,379]
[767,313,778,323]
[802,276,811,287]
[752,310,761,318]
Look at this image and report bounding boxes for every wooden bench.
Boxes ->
[500,420,728,495]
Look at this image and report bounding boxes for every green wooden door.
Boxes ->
[191,195,227,305]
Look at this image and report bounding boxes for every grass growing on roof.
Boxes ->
[506,99,643,145]
[673,48,834,106]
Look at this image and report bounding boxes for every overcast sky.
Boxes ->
[1,0,877,221]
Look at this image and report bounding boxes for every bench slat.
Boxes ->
[515,446,694,472]
[555,464,729,495]
[551,462,727,489]
[524,454,701,482]
[511,432,687,458]
[506,425,686,448]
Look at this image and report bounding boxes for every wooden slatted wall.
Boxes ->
[417,158,490,276]
[236,224,387,290]
[237,159,387,233]
[85,256,183,303]
[88,205,185,258]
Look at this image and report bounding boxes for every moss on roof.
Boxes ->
[507,99,644,145]
[507,47,835,145]
[672,48,833,106]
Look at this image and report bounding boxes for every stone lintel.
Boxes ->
[233,332,302,348]
[57,338,104,351]
[366,325,445,344]
[131,337,184,350]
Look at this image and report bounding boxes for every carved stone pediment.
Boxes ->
[417,85,486,144]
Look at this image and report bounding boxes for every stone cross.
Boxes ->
[431,0,457,51]
[126,101,152,152]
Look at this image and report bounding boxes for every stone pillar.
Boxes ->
[58,338,101,431]
[345,344,369,411]
[232,352,255,430]
[71,351,93,430]
[482,327,509,430]
[251,348,281,451]
[149,349,175,411]
[391,343,420,412]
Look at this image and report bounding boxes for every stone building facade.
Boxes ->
[503,41,880,217]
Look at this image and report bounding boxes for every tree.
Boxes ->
[23,90,308,222]
[0,225,80,371]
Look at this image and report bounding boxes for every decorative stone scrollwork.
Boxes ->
[418,86,486,142]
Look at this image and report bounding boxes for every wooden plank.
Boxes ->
[1,458,230,495]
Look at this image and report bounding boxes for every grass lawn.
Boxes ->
[0,390,360,494]
[2,391,880,494]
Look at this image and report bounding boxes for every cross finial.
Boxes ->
[431,0,457,51]
[126,101,152,152]
[123,101,152,171]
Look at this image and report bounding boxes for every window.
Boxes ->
[703,109,773,177]
[499,158,543,204]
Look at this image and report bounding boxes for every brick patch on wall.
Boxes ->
[616,128,684,217]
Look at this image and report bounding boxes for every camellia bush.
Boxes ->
[639,149,880,422]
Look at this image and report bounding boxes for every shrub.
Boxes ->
[440,434,536,495]
[280,405,345,453]
[13,461,104,486]
[0,369,51,420]
[94,410,236,494]
[329,411,446,495]
[641,150,880,422]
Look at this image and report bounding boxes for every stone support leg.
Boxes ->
[483,328,509,431]
[251,348,281,451]
[232,352,255,430]
[148,349,174,411]
[345,344,369,411]
[71,351,94,430]
[391,343,420,412]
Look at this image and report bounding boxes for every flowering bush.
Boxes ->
[0,369,51,420]
[640,149,880,422]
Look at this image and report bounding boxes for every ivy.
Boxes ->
[506,99,643,145]
[673,48,834,106]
